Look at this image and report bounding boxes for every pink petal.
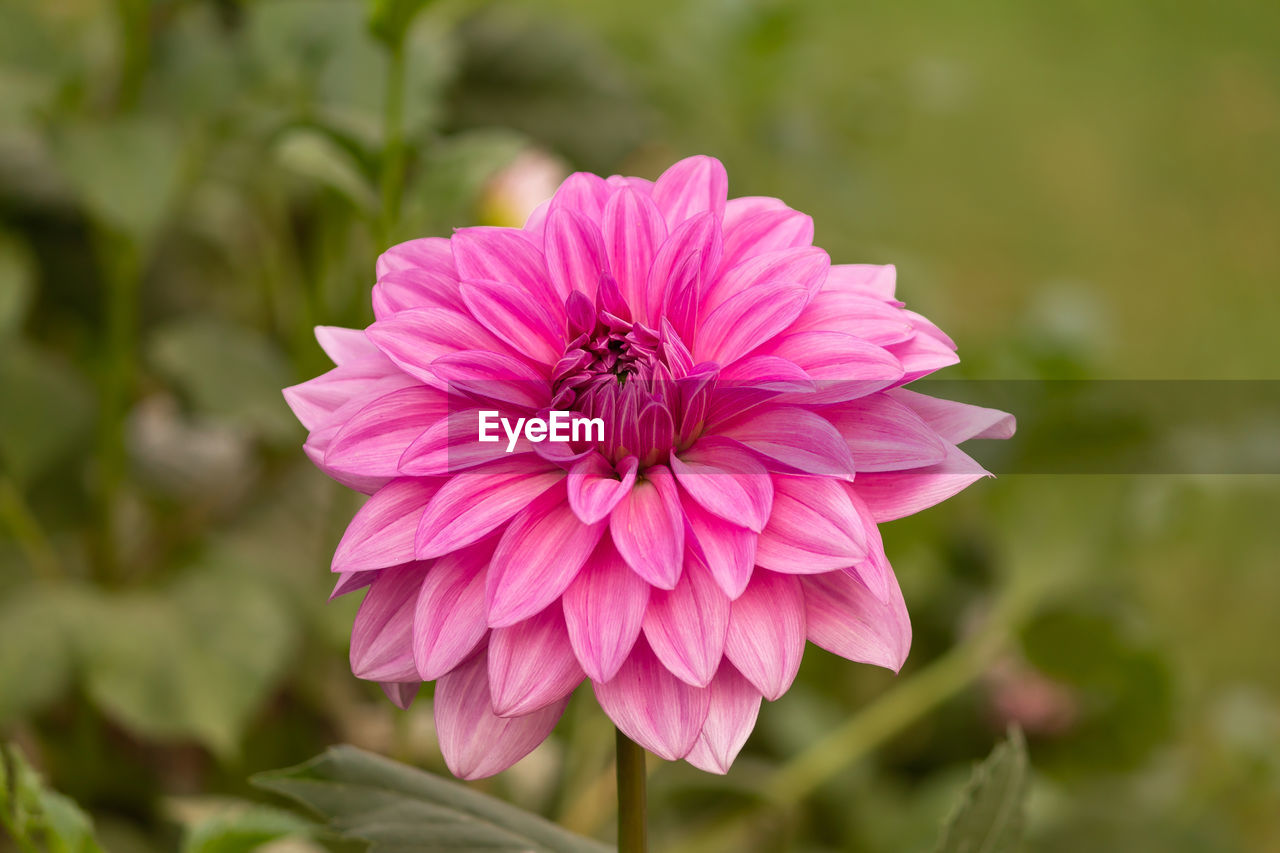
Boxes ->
[695,283,809,366]
[824,392,948,472]
[397,408,533,477]
[567,453,639,524]
[840,485,894,602]
[642,558,730,687]
[315,326,379,365]
[671,438,773,532]
[429,349,550,410]
[787,290,914,345]
[724,571,805,700]
[376,236,456,279]
[824,263,897,300]
[766,331,905,403]
[717,355,814,392]
[803,568,911,672]
[333,479,441,572]
[435,650,568,779]
[412,543,492,680]
[593,637,711,761]
[682,495,757,600]
[379,681,420,709]
[756,474,867,573]
[323,385,447,477]
[562,535,650,682]
[488,607,584,716]
[283,358,414,433]
[609,465,684,589]
[852,443,991,523]
[702,247,829,317]
[330,571,376,600]
[887,333,960,384]
[460,279,564,366]
[415,458,563,558]
[372,268,466,318]
[719,205,814,273]
[543,208,607,302]
[367,307,509,386]
[652,155,728,229]
[486,484,607,627]
[350,564,425,681]
[646,212,722,326]
[603,188,667,324]
[451,227,557,310]
[716,406,856,479]
[889,388,1016,443]
[684,663,762,774]
[548,171,612,223]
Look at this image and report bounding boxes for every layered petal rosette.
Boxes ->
[284,156,1014,778]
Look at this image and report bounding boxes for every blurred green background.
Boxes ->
[1,0,1278,850]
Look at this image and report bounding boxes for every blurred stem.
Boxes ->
[616,729,647,853]
[0,476,64,581]
[93,230,141,581]
[378,40,408,242]
[112,0,149,111]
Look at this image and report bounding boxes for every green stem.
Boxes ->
[616,729,647,853]
[378,40,407,242]
[0,476,64,581]
[112,0,149,111]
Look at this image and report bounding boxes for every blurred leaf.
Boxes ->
[181,801,314,853]
[79,569,297,758]
[0,585,82,723]
[274,126,379,215]
[253,745,613,853]
[1,742,106,853]
[935,728,1029,853]
[148,317,297,444]
[368,0,434,49]
[0,231,35,339]
[0,342,94,485]
[50,118,182,244]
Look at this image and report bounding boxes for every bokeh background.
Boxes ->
[2,0,1278,850]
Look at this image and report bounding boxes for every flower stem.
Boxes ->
[378,39,407,243]
[616,729,647,853]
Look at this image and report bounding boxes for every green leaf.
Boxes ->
[0,231,35,340]
[181,802,314,853]
[0,585,83,723]
[935,728,1030,853]
[148,317,298,444]
[367,0,434,49]
[1,742,106,853]
[274,126,379,215]
[0,342,94,485]
[253,745,613,853]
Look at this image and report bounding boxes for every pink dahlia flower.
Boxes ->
[284,156,1014,779]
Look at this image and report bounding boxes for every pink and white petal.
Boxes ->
[372,267,466,318]
[367,307,510,386]
[548,172,613,224]
[787,291,914,345]
[593,637,711,761]
[283,359,415,432]
[824,393,948,473]
[682,495,757,600]
[323,385,447,477]
[486,485,608,627]
[652,155,728,230]
[460,279,565,366]
[642,558,730,688]
[717,355,814,393]
[719,206,814,274]
[350,563,426,681]
[765,331,905,403]
[379,681,420,710]
[412,543,492,680]
[415,458,563,558]
[376,236,456,279]
[841,485,895,603]
[716,406,856,479]
[609,465,685,589]
[756,474,867,573]
[330,571,376,600]
[567,453,639,524]
[489,607,584,716]
[435,650,568,780]
[398,408,534,477]
[823,263,897,300]
[724,571,805,700]
[314,326,379,366]
[695,283,809,367]
[671,438,773,532]
[451,227,557,311]
[685,663,762,774]
[430,349,551,410]
[889,388,1016,443]
[603,188,667,324]
[333,479,441,572]
[543,208,607,302]
[562,536,650,682]
[802,568,911,672]
[647,212,722,325]
[702,247,829,317]
[887,333,960,384]
[852,443,991,523]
